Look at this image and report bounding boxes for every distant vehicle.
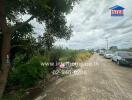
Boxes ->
[104,51,113,59]
[112,51,132,65]
[99,50,105,55]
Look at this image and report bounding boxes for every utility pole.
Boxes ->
[105,37,109,50]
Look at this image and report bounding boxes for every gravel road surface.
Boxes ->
[36,54,132,100]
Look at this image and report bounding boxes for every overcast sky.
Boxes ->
[29,0,132,49]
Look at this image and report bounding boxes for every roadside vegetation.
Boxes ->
[2,47,92,100]
[0,0,93,99]
[0,0,83,99]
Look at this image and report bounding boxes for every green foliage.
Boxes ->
[50,47,92,63]
[2,94,20,100]
[43,33,55,50]
[50,47,64,60]
[11,23,33,42]
[7,0,81,63]
[6,0,80,22]
[7,56,49,88]
[2,89,25,100]
[10,24,36,64]
[67,51,77,62]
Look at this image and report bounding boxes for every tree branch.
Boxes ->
[12,16,35,33]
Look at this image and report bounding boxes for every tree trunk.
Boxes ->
[0,0,11,98]
[0,0,35,98]
[0,29,11,98]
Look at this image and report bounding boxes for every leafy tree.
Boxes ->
[0,0,80,98]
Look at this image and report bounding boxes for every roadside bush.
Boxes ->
[67,51,77,62]
[48,47,65,70]
[7,48,93,92]
[76,51,92,62]
[59,49,92,63]
[7,56,49,88]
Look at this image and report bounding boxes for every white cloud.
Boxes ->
[55,0,132,49]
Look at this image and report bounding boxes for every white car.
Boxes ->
[104,51,113,59]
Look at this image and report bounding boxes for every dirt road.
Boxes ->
[36,54,132,100]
